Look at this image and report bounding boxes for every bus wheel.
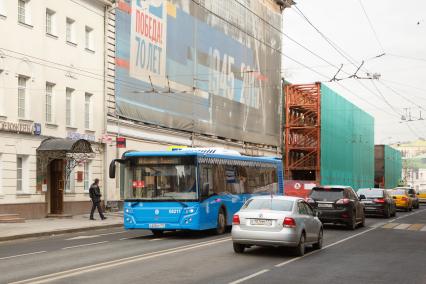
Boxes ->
[215,209,226,235]
[151,230,164,237]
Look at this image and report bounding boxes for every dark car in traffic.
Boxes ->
[307,186,365,230]
[357,188,396,218]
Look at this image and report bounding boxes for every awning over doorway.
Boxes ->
[37,138,93,154]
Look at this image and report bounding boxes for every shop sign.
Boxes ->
[67,132,96,142]
[0,121,39,135]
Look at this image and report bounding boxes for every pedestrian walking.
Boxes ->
[89,178,107,220]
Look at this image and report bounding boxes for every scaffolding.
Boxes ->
[284,83,321,182]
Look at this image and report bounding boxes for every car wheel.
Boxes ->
[233,243,245,254]
[151,230,164,237]
[409,206,413,212]
[391,208,396,217]
[215,209,226,235]
[312,228,323,250]
[384,207,391,218]
[293,233,306,256]
[415,203,419,209]
[347,214,356,230]
[405,206,409,212]
[359,213,365,227]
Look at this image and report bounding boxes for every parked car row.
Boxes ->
[231,185,422,256]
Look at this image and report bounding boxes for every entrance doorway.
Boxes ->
[50,159,64,214]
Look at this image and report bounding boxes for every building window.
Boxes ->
[16,156,23,192]
[85,93,92,129]
[18,75,27,118]
[46,8,56,35]
[66,17,76,44]
[65,88,73,126]
[0,154,2,195]
[65,161,75,193]
[0,0,6,17]
[18,0,31,25]
[84,161,91,192]
[85,26,94,51]
[45,83,54,123]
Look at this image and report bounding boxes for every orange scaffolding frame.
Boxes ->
[284,82,321,183]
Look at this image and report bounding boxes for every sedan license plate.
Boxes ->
[318,203,333,208]
[250,219,272,226]
[149,223,165,229]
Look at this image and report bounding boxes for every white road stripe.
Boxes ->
[394,223,411,230]
[0,251,47,261]
[228,269,270,284]
[10,237,231,284]
[421,226,426,232]
[97,231,127,237]
[149,238,163,242]
[66,231,126,241]
[119,238,130,241]
[61,241,108,250]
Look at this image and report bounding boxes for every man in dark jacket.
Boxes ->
[89,178,106,220]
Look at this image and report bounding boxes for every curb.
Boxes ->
[0,223,123,242]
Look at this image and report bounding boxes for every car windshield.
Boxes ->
[389,190,406,196]
[358,189,384,198]
[310,188,344,201]
[123,157,197,201]
[242,199,294,211]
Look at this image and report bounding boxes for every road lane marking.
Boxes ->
[10,237,231,284]
[421,226,426,232]
[149,238,163,242]
[119,238,129,241]
[370,222,387,228]
[228,269,270,284]
[394,223,411,230]
[0,251,47,261]
[382,223,399,229]
[61,241,109,250]
[65,231,126,240]
[407,224,424,231]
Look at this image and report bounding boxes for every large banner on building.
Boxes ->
[115,0,282,146]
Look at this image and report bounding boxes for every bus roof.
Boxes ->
[123,151,282,164]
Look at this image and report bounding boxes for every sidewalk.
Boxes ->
[0,212,123,242]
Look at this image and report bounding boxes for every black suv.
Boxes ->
[307,186,365,230]
[357,188,396,218]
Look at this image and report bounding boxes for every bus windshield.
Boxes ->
[123,157,197,201]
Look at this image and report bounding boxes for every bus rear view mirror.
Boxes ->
[109,161,116,179]
[109,159,126,179]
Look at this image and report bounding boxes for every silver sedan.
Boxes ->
[231,196,323,256]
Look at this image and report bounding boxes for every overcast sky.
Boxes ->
[282,0,426,144]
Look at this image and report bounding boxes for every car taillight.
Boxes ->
[401,197,408,201]
[283,217,296,228]
[336,198,350,204]
[305,198,315,203]
[232,214,240,225]
[374,198,385,203]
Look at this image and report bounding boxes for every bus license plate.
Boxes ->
[250,219,272,226]
[149,223,165,229]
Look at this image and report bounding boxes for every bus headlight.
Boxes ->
[184,208,195,214]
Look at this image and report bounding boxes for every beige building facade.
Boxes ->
[0,0,112,218]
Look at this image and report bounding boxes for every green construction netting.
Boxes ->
[320,84,375,190]
[384,145,402,188]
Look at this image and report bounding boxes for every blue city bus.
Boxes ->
[109,149,284,236]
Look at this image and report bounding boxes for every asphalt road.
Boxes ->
[1,206,425,284]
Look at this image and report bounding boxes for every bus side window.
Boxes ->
[200,165,213,198]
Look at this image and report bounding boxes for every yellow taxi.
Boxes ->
[417,189,426,203]
[388,189,413,211]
